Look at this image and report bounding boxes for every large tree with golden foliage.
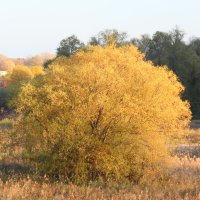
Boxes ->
[15,45,191,185]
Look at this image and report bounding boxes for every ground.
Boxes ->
[1,118,200,200]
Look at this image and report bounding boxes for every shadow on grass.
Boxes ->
[173,144,200,158]
[0,161,32,181]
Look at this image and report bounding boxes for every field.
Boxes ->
[1,119,200,199]
[1,157,200,200]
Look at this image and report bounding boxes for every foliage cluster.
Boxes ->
[14,45,191,184]
[0,65,45,107]
[132,28,200,118]
[56,28,200,119]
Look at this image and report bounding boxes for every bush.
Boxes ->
[15,45,191,185]
[7,65,34,104]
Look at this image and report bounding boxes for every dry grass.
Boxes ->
[0,157,200,200]
[1,122,200,199]
[0,180,152,200]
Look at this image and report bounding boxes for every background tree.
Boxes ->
[89,29,128,46]
[13,53,55,67]
[88,36,100,46]
[24,53,55,66]
[189,38,200,56]
[7,65,34,104]
[131,34,151,58]
[133,28,200,118]
[57,35,84,57]
[146,31,172,65]
[0,55,15,71]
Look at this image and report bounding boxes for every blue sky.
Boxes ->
[0,0,199,57]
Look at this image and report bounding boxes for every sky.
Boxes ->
[0,0,199,58]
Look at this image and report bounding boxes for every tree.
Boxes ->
[15,45,191,185]
[131,34,152,57]
[89,29,128,46]
[133,28,200,118]
[144,31,172,65]
[57,35,84,57]
[7,65,34,104]
[13,54,55,67]
[189,38,200,56]
[0,55,15,71]
[24,53,55,66]
[133,28,185,68]
[88,36,100,46]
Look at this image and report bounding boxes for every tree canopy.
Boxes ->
[57,35,84,57]
[15,45,191,184]
[7,65,44,106]
[133,28,200,118]
[89,29,128,46]
[0,55,15,71]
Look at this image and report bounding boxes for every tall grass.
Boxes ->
[1,120,200,199]
[1,157,200,200]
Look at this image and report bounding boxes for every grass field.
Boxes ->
[1,157,200,200]
[1,120,200,199]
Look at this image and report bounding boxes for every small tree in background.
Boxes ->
[89,29,128,46]
[7,65,44,105]
[57,35,84,57]
[0,55,15,71]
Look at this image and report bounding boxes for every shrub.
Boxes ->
[15,45,191,185]
[7,65,34,104]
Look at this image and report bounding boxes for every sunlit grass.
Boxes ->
[1,118,200,199]
[1,157,200,200]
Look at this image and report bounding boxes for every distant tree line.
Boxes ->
[55,28,200,119]
[131,28,200,119]
[0,53,54,72]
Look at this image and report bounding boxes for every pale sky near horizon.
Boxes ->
[0,0,199,58]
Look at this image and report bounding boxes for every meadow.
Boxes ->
[1,118,200,200]
[1,157,200,199]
